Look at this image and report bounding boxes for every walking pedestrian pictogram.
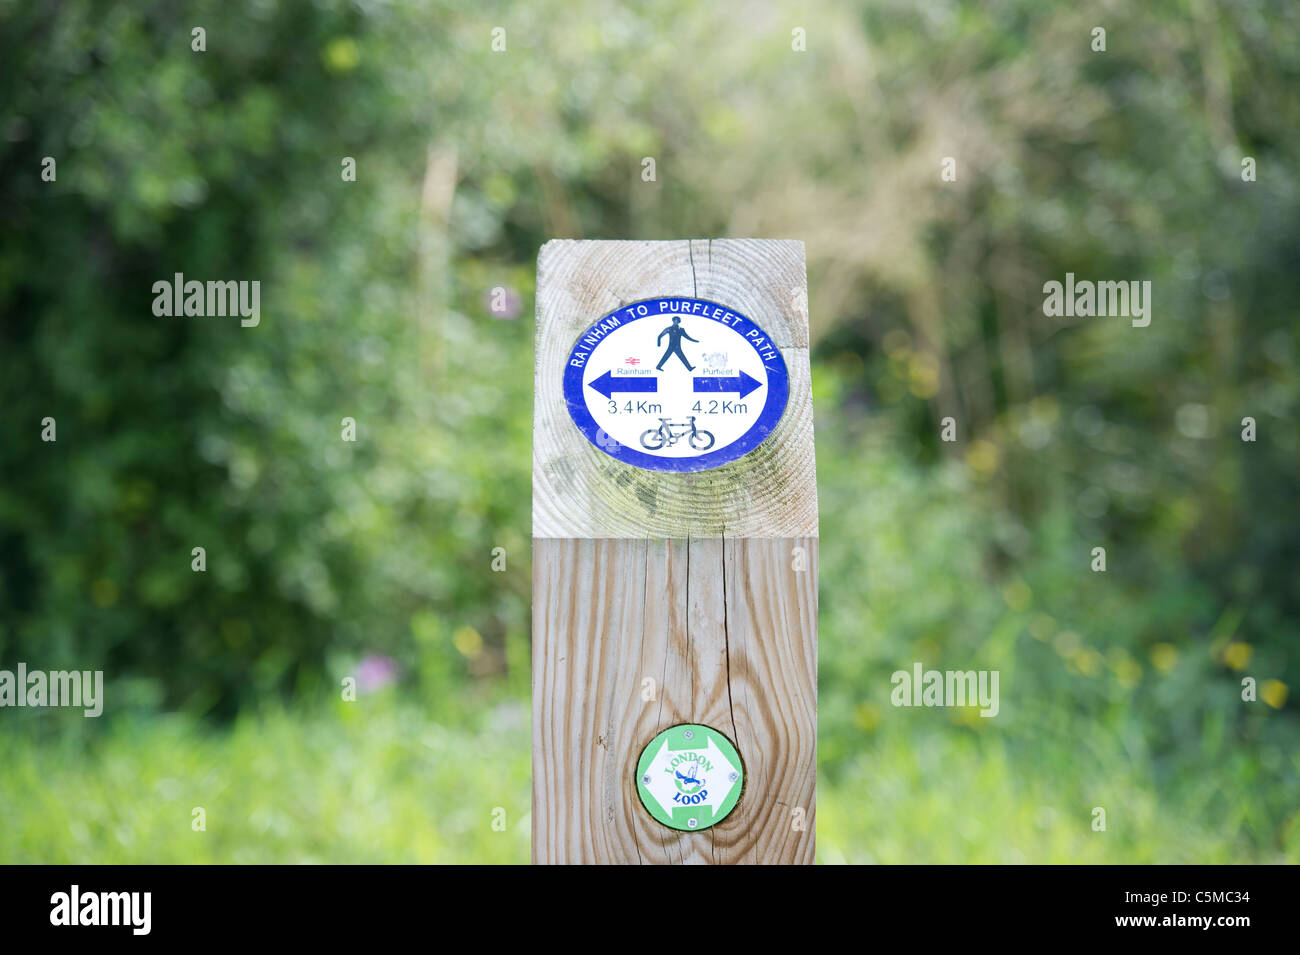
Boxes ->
[656,316,699,371]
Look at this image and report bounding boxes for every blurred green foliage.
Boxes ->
[0,0,1296,861]
[0,696,531,864]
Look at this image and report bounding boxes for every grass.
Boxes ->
[0,696,531,865]
[821,725,1296,864]
[2,694,1292,863]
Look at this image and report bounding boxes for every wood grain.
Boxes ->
[532,239,818,865]
[531,537,817,864]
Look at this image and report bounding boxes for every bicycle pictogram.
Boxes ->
[639,416,715,451]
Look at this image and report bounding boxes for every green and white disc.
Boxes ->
[635,723,744,831]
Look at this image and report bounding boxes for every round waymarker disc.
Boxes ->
[563,297,789,473]
[634,723,744,831]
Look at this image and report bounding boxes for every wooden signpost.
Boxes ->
[532,239,818,864]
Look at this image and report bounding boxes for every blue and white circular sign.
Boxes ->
[563,297,789,472]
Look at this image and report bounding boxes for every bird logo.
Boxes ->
[673,760,705,795]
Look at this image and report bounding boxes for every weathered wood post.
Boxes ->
[532,239,817,864]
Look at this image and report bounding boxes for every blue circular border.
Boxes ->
[562,297,790,473]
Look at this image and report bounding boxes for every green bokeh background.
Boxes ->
[1,0,1296,863]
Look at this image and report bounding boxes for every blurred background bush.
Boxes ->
[0,0,1296,862]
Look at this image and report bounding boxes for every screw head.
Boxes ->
[728,771,738,782]
[642,775,651,785]
[683,729,694,740]
[687,817,698,829]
